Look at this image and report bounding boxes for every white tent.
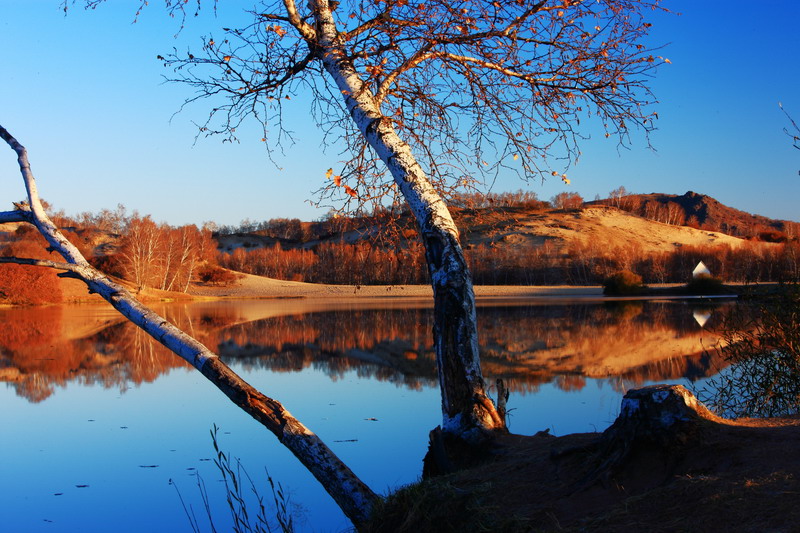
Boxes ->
[692,261,711,278]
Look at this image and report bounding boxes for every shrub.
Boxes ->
[197,265,239,286]
[0,263,63,305]
[758,230,788,243]
[551,191,584,210]
[603,270,645,296]
[686,274,726,295]
[696,283,800,417]
[90,254,125,278]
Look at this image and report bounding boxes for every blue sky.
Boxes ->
[1,1,798,227]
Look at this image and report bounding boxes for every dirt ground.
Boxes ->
[366,388,800,533]
[54,269,607,304]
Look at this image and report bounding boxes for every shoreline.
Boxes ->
[13,272,758,306]
[185,274,743,303]
[184,272,609,301]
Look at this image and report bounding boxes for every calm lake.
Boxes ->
[1,298,730,532]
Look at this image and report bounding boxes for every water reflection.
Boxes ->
[0,299,730,402]
[1,298,735,532]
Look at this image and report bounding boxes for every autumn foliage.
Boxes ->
[551,192,585,211]
[215,234,800,287]
[218,241,428,285]
[197,264,240,285]
[118,216,214,292]
[0,226,63,305]
[2,193,798,301]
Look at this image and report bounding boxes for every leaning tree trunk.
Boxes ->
[0,125,378,528]
[311,1,505,441]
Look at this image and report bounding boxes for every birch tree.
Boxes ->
[8,0,667,519]
[63,0,667,442]
[0,125,378,527]
[119,215,163,291]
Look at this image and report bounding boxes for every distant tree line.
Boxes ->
[217,237,800,286]
[213,190,570,238]
[218,241,429,285]
[2,194,798,306]
[469,240,800,285]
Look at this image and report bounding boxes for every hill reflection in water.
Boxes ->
[0,299,729,403]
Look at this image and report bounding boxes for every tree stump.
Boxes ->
[606,384,719,440]
[586,384,721,485]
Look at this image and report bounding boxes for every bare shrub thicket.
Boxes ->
[217,238,799,286]
[551,192,585,210]
[450,190,548,210]
[218,241,428,285]
[118,217,215,292]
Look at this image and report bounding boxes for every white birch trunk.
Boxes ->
[0,125,377,528]
[182,254,197,293]
[160,232,175,291]
[310,0,505,439]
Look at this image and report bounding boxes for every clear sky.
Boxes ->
[1,1,798,227]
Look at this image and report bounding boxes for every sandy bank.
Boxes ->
[186,272,604,301]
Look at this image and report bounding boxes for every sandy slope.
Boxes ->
[465,205,750,253]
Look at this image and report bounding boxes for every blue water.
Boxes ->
[0,367,671,532]
[0,300,724,532]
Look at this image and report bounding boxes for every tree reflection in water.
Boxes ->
[1,300,734,403]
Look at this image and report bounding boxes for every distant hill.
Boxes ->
[212,189,799,285]
[216,190,795,256]
[588,191,798,242]
[452,203,749,255]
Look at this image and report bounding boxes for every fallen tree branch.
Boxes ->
[0,208,32,224]
[0,124,378,528]
[0,256,81,271]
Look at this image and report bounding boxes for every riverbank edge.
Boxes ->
[363,388,800,532]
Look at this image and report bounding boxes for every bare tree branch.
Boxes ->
[780,102,800,152]
[0,209,32,224]
[282,0,317,41]
[0,256,83,272]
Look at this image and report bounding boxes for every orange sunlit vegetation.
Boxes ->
[0,205,215,304]
[0,302,729,403]
[0,225,63,304]
[213,191,799,286]
[215,232,800,286]
[1,190,798,306]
